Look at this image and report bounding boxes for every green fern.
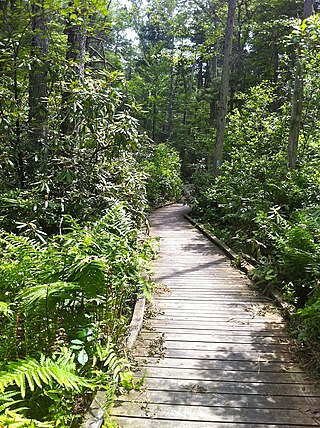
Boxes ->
[68,256,107,297]
[0,233,41,258]
[0,391,22,413]
[0,353,94,399]
[94,342,134,389]
[0,409,54,427]
[19,281,80,309]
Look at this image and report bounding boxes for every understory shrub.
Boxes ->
[144,143,183,207]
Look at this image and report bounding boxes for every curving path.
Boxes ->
[112,204,320,427]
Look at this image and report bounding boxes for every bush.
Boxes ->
[144,143,183,207]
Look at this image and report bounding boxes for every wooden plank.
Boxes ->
[140,339,292,353]
[136,366,309,384]
[144,326,287,335]
[116,389,317,409]
[111,402,319,425]
[152,314,284,323]
[141,375,320,397]
[141,332,289,344]
[135,347,293,361]
[153,311,280,319]
[134,357,304,373]
[153,303,269,311]
[112,417,312,428]
[148,318,286,327]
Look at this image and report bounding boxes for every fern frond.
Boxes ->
[69,257,107,297]
[0,233,41,258]
[0,354,93,398]
[95,341,129,384]
[0,391,22,413]
[0,409,54,427]
[94,204,135,239]
[19,282,80,309]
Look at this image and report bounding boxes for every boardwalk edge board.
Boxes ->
[80,294,146,428]
[184,213,295,317]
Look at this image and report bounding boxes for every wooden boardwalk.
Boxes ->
[112,204,320,427]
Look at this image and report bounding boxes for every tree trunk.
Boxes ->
[272,26,279,83]
[28,0,49,169]
[213,0,237,176]
[167,65,174,139]
[65,14,86,79]
[303,0,314,17]
[209,44,218,127]
[61,0,87,136]
[287,0,314,169]
[197,59,203,88]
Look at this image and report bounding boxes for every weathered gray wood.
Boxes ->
[140,339,292,353]
[140,377,320,397]
[135,347,293,361]
[152,314,285,323]
[145,326,287,335]
[112,204,320,427]
[81,391,106,428]
[126,295,146,349]
[112,402,319,425]
[116,389,315,409]
[134,366,309,384]
[134,357,304,373]
[112,417,318,428]
[142,332,289,343]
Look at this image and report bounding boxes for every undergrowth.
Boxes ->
[0,203,155,426]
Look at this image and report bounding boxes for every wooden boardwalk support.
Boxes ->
[111,204,320,427]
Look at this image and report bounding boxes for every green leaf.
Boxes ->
[77,349,89,366]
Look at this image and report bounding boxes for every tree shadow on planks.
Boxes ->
[150,205,191,231]
[181,241,228,258]
[145,317,320,426]
[128,319,320,426]
[154,259,230,282]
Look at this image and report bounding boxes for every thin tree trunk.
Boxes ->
[272,26,279,83]
[28,0,49,171]
[181,64,188,127]
[213,0,237,176]
[152,95,156,141]
[209,50,218,126]
[287,0,314,169]
[65,18,86,79]
[197,59,203,88]
[167,65,174,139]
[14,53,25,187]
[303,0,314,16]
[61,0,87,136]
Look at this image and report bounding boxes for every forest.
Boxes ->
[0,0,320,425]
